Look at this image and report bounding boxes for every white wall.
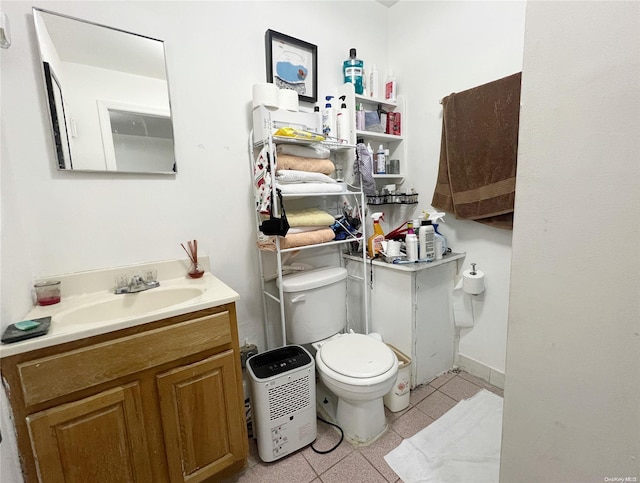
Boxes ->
[388,1,526,373]
[0,1,389,480]
[501,1,640,481]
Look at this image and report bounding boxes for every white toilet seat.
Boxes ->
[317,333,397,386]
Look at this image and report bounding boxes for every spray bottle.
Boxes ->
[367,212,385,258]
[428,211,448,259]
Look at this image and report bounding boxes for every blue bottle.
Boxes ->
[343,48,364,95]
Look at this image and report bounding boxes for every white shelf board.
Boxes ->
[355,130,404,142]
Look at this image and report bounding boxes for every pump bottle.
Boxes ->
[336,95,350,141]
[367,212,385,258]
[343,48,364,95]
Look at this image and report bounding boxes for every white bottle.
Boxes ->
[336,96,349,141]
[405,233,418,262]
[376,144,386,174]
[370,64,379,98]
[322,96,334,137]
[418,223,435,261]
[385,70,397,101]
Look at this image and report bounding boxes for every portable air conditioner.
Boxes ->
[247,345,317,462]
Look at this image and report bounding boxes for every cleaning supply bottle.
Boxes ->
[428,212,448,259]
[336,95,350,141]
[343,48,364,95]
[367,212,385,258]
[376,144,386,174]
[418,220,435,261]
[322,96,334,137]
[385,70,397,101]
[405,221,417,262]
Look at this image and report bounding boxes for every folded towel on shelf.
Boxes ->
[275,169,337,184]
[277,143,331,159]
[276,182,344,195]
[286,208,336,227]
[432,72,521,230]
[276,154,335,175]
[287,226,329,234]
[257,228,336,251]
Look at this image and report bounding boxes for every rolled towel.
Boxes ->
[257,228,336,251]
[277,154,335,175]
[286,208,335,227]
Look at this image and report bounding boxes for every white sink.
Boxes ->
[56,287,206,325]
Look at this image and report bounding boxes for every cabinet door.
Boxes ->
[26,382,152,483]
[157,350,246,482]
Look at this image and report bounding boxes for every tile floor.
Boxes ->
[225,370,503,483]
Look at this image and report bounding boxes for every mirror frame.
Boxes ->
[33,7,177,174]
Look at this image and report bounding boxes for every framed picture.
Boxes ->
[265,29,317,103]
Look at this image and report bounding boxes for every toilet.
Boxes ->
[280,267,398,444]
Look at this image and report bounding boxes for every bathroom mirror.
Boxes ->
[33,8,177,174]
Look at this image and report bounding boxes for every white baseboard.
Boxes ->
[456,353,505,389]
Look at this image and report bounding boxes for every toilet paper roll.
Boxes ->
[463,269,485,295]
[252,83,279,109]
[278,88,299,111]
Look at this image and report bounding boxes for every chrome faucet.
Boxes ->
[115,273,160,294]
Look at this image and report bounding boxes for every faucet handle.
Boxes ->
[131,274,144,285]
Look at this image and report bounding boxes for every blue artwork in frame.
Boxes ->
[265,30,317,103]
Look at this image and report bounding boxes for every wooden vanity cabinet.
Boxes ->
[1,303,248,483]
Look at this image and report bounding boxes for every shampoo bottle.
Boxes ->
[343,48,364,95]
[367,212,385,258]
[322,96,334,137]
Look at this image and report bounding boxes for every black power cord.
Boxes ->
[310,416,344,454]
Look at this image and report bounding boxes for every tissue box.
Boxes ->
[387,112,401,136]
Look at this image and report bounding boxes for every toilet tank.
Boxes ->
[278,267,348,344]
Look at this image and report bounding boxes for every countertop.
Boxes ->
[0,272,239,358]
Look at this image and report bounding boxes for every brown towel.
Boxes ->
[432,72,521,230]
[276,154,335,175]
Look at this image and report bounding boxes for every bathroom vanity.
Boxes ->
[0,261,247,483]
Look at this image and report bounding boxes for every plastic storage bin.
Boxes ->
[383,344,411,412]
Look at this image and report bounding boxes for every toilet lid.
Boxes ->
[319,334,395,378]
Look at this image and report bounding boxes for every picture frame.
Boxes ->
[265,29,317,103]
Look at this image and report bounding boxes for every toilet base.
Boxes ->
[336,396,388,446]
